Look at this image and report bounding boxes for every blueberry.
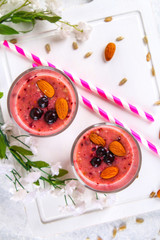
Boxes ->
[103,151,115,164]
[30,108,43,120]
[96,147,107,157]
[90,157,101,167]
[44,110,58,124]
[38,96,48,108]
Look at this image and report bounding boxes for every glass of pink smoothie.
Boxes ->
[71,123,142,193]
[8,66,78,136]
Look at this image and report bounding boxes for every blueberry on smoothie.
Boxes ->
[96,147,107,157]
[103,151,115,164]
[30,108,43,120]
[38,96,48,108]
[44,109,58,124]
[90,157,101,167]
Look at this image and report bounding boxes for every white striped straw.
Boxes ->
[1,40,154,122]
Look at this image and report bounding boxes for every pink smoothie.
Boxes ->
[72,123,141,192]
[8,67,78,136]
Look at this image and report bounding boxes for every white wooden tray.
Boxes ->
[1,0,160,237]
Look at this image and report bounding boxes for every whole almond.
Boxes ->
[157,189,160,198]
[109,141,126,156]
[89,132,105,146]
[104,42,116,61]
[37,80,55,98]
[100,166,119,179]
[55,98,68,120]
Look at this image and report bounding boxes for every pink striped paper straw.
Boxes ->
[80,95,159,156]
[1,40,154,122]
[33,62,159,156]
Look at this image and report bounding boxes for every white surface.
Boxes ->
[1,0,160,239]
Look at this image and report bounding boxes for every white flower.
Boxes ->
[58,22,73,39]
[64,180,77,195]
[45,0,62,16]
[0,163,13,174]
[11,189,27,201]
[73,22,92,42]
[23,171,41,184]
[59,202,86,216]
[23,190,37,203]
[1,122,14,133]
[50,162,62,176]
[29,0,46,12]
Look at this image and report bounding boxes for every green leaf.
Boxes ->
[33,180,40,186]
[11,11,36,24]
[0,134,6,159]
[54,169,68,178]
[0,92,3,98]
[29,161,49,169]
[52,179,65,186]
[10,145,33,156]
[0,0,30,23]
[0,24,19,35]
[35,12,61,23]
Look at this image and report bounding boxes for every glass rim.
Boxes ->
[71,122,142,193]
[7,66,79,137]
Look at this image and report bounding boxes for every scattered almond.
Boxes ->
[37,80,55,98]
[100,166,119,179]
[136,218,144,223]
[72,41,78,50]
[109,141,126,156]
[84,52,92,58]
[45,43,51,53]
[157,189,160,198]
[151,66,155,76]
[97,237,102,240]
[104,16,112,22]
[146,52,151,61]
[55,98,68,120]
[112,227,117,238]
[104,42,116,61]
[153,100,160,105]
[118,224,126,231]
[149,191,156,198]
[9,38,17,44]
[116,36,124,41]
[143,36,148,44]
[119,78,127,86]
[89,132,106,146]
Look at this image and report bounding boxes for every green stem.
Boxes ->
[59,20,83,32]
[64,194,68,205]
[11,135,30,149]
[68,194,76,205]
[96,192,99,200]
[0,0,7,7]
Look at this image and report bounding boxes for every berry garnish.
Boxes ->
[90,157,101,167]
[30,108,43,120]
[96,146,107,157]
[38,96,48,108]
[44,109,58,124]
[103,151,115,164]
